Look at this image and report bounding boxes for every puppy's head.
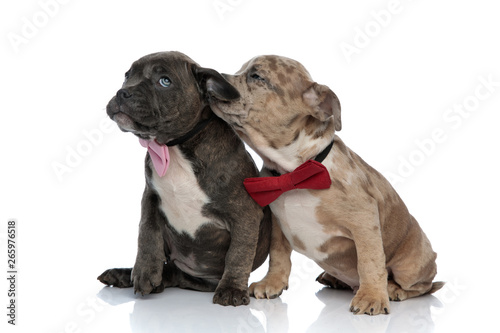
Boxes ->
[212,55,341,169]
[106,51,239,144]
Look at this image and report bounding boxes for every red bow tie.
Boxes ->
[243,160,332,207]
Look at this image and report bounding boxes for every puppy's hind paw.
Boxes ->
[316,271,351,290]
[97,268,133,288]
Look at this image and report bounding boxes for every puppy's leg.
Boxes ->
[349,209,390,315]
[131,185,167,296]
[250,215,292,299]
[387,219,444,300]
[213,205,263,306]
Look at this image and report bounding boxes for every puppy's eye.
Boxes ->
[159,77,171,88]
[250,73,265,82]
[124,71,130,82]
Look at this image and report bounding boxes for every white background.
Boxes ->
[1,0,499,332]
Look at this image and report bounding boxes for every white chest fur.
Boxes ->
[271,190,332,262]
[150,146,211,238]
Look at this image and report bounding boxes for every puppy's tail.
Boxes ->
[427,281,445,295]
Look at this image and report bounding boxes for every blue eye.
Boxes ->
[250,73,265,81]
[159,77,171,87]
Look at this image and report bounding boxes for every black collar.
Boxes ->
[270,139,334,177]
[314,140,334,164]
[166,113,214,147]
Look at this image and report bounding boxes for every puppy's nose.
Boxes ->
[117,89,132,100]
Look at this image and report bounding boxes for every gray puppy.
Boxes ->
[98,51,272,306]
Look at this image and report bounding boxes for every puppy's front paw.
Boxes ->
[132,261,164,296]
[350,287,390,315]
[97,268,133,288]
[249,274,288,299]
[213,286,250,306]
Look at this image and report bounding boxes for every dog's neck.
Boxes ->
[151,105,213,147]
[166,112,214,147]
[170,108,231,159]
[259,117,336,174]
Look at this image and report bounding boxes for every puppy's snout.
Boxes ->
[117,89,132,101]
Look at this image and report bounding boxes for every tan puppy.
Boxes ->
[211,55,443,315]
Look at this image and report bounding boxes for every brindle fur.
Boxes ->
[98,52,273,306]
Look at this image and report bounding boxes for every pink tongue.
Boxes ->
[139,139,169,177]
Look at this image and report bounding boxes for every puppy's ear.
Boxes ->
[193,66,240,101]
[302,83,342,131]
